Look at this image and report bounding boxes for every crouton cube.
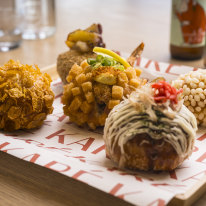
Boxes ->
[99,113,107,126]
[69,63,83,77]
[85,66,92,73]
[80,101,92,114]
[76,112,88,124]
[71,87,81,96]
[108,100,120,109]
[76,73,86,84]
[129,78,140,88]
[86,72,93,81]
[117,72,128,87]
[85,92,94,103]
[62,83,74,104]
[68,96,82,111]
[135,68,142,77]
[112,86,123,100]
[82,81,92,93]
[64,82,74,93]
[125,68,136,79]
[66,75,73,83]
[80,60,89,69]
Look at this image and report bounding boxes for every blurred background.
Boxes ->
[0,0,175,68]
[0,0,205,67]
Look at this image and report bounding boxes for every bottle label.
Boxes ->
[170,0,206,47]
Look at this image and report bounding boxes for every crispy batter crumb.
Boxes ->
[62,62,145,129]
[0,60,54,131]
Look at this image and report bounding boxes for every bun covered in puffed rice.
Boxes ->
[172,69,206,126]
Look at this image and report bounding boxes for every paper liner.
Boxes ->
[0,57,205,206]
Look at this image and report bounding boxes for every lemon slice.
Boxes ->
[93,47,131,68]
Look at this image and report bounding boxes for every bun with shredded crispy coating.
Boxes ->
[0,60,54,131]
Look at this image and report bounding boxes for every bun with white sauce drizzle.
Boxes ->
[103,81,197,171]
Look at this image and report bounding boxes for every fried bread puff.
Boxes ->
[62,46,146,129]
[57,23,105,84]
[104,81,197,171]
[0,60,54,131]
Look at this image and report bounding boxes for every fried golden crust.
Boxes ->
[0,60,54,131]
[62,62,144,129]
[93,83,111,104]
[57,50,96,84]
[106,133,188,171]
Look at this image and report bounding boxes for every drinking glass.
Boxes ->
[0,0,22,52]
[21,0,56,40]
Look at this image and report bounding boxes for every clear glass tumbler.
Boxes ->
[0,0,22,52]
[21,0,56,40]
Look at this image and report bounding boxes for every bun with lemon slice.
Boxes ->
[62,44,146,129]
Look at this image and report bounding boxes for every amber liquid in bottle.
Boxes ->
[170,45,204,60]
[170,0,206,60]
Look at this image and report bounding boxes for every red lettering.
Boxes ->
[165,64,179,76]
[0,142,10,149]
[46,129,66,144]
[182,170,206,182]
[147,199,165,206]
[43,120,52,126]
[64,155,86,162]
[110,183,123,195]
[193,146,199,152]
[22,153,40,163]
[55,93,63,99]
[154,61,160,71]
[196,152,206,163]
[72,170,102,179]
[119,172,143,182]
[46,147,72,154]
[91,144,105,154]
[197,133,206,141]
[109,183,141,200]
[45,161,71,173]
[71,155,85,159]
[25,139,44,147]
[0,142,23,153]
[135,57,141,66]
[67,137,95,151]
[144,60,160,72]
[145,60,152,68]
[58,114,66,122]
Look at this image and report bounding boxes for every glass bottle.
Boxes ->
[170,0,206,60]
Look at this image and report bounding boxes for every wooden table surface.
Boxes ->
[0,0,206,205]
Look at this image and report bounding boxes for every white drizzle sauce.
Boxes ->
[103,86,197,165]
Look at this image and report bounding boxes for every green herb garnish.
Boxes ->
[87,55,125,70]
